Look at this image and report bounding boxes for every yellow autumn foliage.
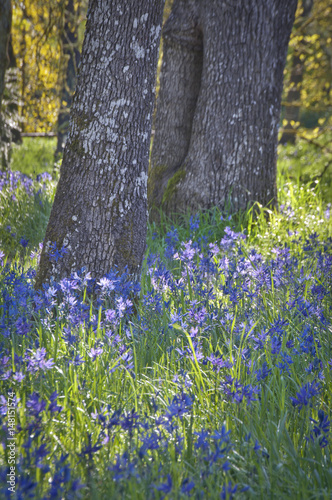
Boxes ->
[282,0,332,140]
[12,0,83,133]
[10,0,331,138]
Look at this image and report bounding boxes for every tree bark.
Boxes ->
[55,0,81,162]
[19,3,27,133]
[148,0,203,220]
[5,36,21,145]
[149,0,298,218]
[36,0,164,287]
[0,0,12,169]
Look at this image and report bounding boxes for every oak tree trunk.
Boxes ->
[36,0,164,287]
[149,0,298,219]
[148,0,202,218]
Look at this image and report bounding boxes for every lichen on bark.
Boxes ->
[36,0,164,289]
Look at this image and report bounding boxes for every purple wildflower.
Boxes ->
[88,347,103,361]
[290,381,321,410]
[20,237,29,248]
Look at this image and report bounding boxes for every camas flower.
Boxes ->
[308,410,330,448]
[48,242,68,263]
[88,347,103,361]
[181,478,195,495]
[290,381,321,410]
[165,392,194,420]
[20,237,29,248]
[153,474,173,498]
[26,348,54,373]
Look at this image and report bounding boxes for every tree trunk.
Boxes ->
[54,0,80,162]
[280,0,313,145]
[0,35,21,168]
[148,0,203,220]
[279,53,303,145]
[0,0,12,170]
[19,3,27,133]
[36,0,164,287]
[149,0,298,219]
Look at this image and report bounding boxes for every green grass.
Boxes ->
[277,131,332,204]
[0,142,331,499]
[11,137,57,177]
[0,171,56,260]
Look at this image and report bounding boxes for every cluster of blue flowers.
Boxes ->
[0,170,52,208]
[0,170,54,260]
[0,201,331,497]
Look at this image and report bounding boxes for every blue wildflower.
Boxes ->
[220,481,238,499]
[20,237,29,248]
[291,381,321,410]
[181,477,195,495]
[165,392,194,420]
[254,361,272,381]
[154,474,173,498]
[308,410,330,448]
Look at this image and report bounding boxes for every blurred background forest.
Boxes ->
[1,0,331,199]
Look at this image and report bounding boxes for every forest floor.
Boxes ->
[0,139,331,499]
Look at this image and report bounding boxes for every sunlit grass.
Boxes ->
[11,137,57,177]
[0,147,331,499]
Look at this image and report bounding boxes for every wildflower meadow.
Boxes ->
[0,154,332,499]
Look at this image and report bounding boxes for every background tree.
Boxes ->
[36,0,164,287]
[148,0,298,220]
[280,0,332,145]
[0,0,12,168]
[12,0,63,133]
[54,0,81,161]
[280,0,313,145]
[0,0,11,115]
[0,42,22,169]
